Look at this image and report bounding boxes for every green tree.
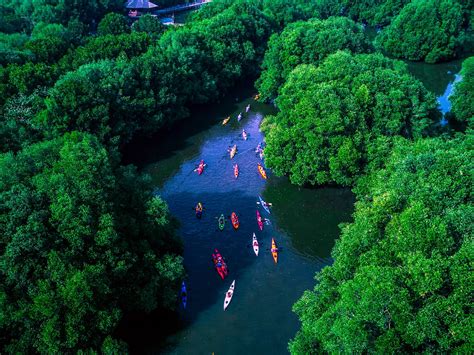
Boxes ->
[261,51,436,186]
[451,56,474,128]
[377,0,471,63]
[290,134,473,353]
[256,17,372,101]
[97,12,130,36]
[343,0,410,26]
[0,90,45,152]
[132,14,165,37]
[0,132,184,352]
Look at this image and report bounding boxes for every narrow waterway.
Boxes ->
[122,56,465,353]
[125,86,354,354]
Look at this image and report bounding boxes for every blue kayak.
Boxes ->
[181,281,187,309]
[258,196,271,214]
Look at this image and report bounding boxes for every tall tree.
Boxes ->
[451,56,474,128]
[256,17,372,101]
[377,0,471,63]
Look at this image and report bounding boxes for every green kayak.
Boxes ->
[218,214,225,230]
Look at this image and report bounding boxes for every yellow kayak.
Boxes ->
[230,145,237,159]
[222,116,230,125]
[271,238,278,263]
[258,163,267,179]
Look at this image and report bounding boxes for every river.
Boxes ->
[122,58,463,354]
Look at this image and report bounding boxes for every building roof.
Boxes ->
[125,0,158,9]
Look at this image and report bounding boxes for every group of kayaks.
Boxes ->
[222,104,251,126]
[184,97,281,311]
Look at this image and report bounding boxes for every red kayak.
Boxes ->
[256,210,263,231]
[234,164,239,179]
[212,249,228,280]
[196,160,205,175]
[231,212,239,229]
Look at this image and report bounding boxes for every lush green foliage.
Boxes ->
[261,51,436,186]
[290,135,473,353]
[377,0,472,63]
[256,17,372,101]
[343,0,410,26]
[97,13,130,36]
[451,56,474,128]
[132,14,165,37]
[192,0,321,29]
[0,132,185,352]
[0,0,305,351]
[37,1,273,146]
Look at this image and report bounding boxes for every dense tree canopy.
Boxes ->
[192,0,321,29]
[342,0,410,26]
[261,51,436,186]
[0,132,184,352]
[97,12,130,36]
[1,0,472,353]
[256,17,372,101]
[290,134,473,353]
[377,0,472,63]
[37,0,273,147]
[451,56,474,128]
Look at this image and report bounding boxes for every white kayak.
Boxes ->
[258,196,271,214]
[252,233,259,256]
[224,280,235,311]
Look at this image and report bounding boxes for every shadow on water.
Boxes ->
[264,179,355,260]
[405,59,464,96]
[122,79,261,169]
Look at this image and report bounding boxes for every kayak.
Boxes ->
[234,164,239,179]
[213,249,228,280]
[181,281,187,309]
[252,233,259,256]
[223,280,235,311]
[230,145,237,159]
[196,160,205,175]
[195,202,203,218]
[258,196,271,214]
[256,210,263,231]
[259,150,264,160]
[231,212,239,229]
[222,116,230,125]
[245,104,250,113]
[271,238,278,264]
[242,130,248,140]
[257,163,267,179]
[218,214,225,230]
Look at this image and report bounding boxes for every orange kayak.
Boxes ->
[234,164,239,178]
[257,164,267,179]
[271,238,278,263]
[222,116,230,125]
[231,212,239,229]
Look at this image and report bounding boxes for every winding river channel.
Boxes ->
[123,58,463,354]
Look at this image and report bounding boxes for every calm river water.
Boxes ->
[123,57,463,354]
